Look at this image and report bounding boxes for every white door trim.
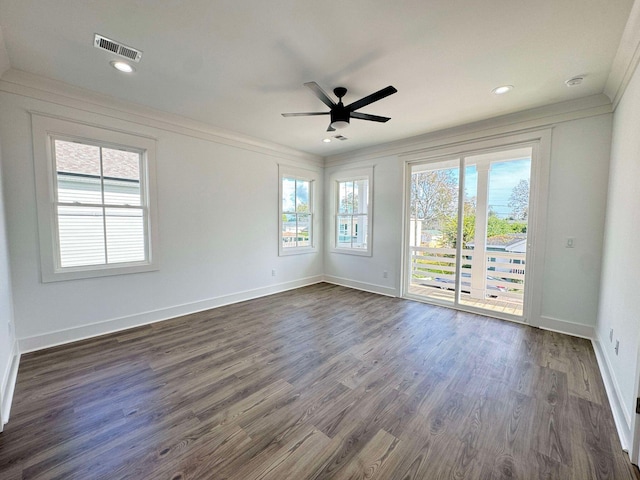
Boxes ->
[400,128,552,327]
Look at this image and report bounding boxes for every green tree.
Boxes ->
[441,200,475,247]
[442,210,527,248]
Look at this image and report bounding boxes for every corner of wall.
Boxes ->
[592,330,632,452]
[538,316,595,339]
[1,338,20,430]
[604,0,640,107]
[322,274,398,297]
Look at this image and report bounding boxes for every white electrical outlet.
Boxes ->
[383,271,388,279]
[271,269,276,277]
[609,328,614,342]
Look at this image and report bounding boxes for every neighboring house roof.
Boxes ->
[486,233,527,248]
[55,139,140,181]
[468,233,528,252]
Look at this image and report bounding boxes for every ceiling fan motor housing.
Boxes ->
[330,105,350,129]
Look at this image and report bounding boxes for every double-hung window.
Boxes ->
[331,167,373,256]
[32,115,159,282]
[279,165,317,255]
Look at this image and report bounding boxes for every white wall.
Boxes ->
[0,130,17,430]
[541,115,612,328]
[324,113,612,335]
[323,157,403,296]
[0,87,323,350]
[597,59,640,448]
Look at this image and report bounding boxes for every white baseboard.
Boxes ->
[1,339,20,431]
[322,275,398,297]
[592,336,632,453]
[538,315,595,339]
[18,276,324,353]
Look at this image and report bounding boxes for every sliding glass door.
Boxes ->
[406,145,532,321]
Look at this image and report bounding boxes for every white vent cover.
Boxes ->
[94,34,142,63]
[334,135,348,141]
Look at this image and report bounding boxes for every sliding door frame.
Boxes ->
[400,129,552,327]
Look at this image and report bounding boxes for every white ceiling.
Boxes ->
[0,0,634,156]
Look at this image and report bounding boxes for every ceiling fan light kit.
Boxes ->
[282,82,397,132]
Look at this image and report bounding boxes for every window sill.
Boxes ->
[278,246,317,257]
[42,261,158,283]
[330,247,372,257]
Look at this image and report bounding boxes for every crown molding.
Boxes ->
[604,0,640,108]
[0,69,322,166]
[324,94,612,166]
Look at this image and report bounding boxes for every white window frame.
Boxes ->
[330,166,373,256]
[278,165,317,256]
[31,114,159,282]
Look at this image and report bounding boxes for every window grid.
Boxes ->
[281,177,313,250]
[52,137,147,269]
[335,178,369,251]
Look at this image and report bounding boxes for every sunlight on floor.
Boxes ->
[407,284,524,317]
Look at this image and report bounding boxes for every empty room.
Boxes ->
[1,0,640,478]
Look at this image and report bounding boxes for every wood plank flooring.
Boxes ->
[1,283,638,479]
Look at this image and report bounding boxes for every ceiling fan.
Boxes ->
[282,82,397,132]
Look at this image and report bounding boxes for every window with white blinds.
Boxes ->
[32,115,159,282]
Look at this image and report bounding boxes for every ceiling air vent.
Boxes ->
[94,34,142,62]
[334,135,348,141]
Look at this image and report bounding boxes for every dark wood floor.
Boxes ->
[1,283,638,479]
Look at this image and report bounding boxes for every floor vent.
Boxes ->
[94,34,142,62]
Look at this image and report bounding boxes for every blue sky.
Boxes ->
[282,178,309,212]
[464,158,531,218]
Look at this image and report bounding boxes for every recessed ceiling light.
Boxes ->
[322,138,331,143]
[110,61,135,73]
[565,76,585,87]
[492,85,514,95]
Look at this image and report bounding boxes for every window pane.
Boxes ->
[55,140,102,204]
[337,215,352,248]
[282,213,297,248]
[343,181,355,214]
[296,180,309,212]
[57,205,105,267]
[352,215,368,249]
[282,177,295,212]
[102,148,141,206]
[338,181,348,214]
[280,172,314,252]
[336,177,369,251]
[297,213,310,247]
[105,208,145,263]
[355,179,368,212]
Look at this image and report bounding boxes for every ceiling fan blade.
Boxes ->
[327,124,336,132]
[304,82,336,108]
[346,86,397,112]
[351,112,391,123]
[281,112,329,117]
